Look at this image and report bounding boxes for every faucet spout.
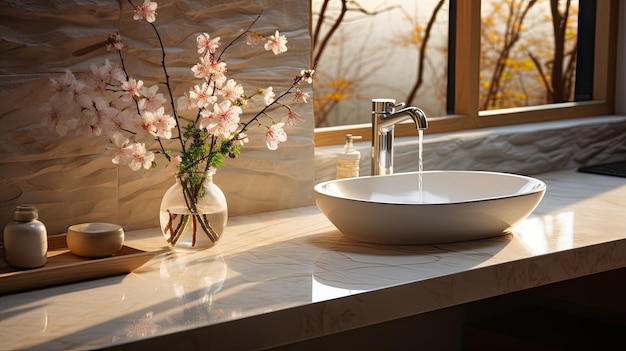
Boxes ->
[371,98,428,176]
[382,106,428,130]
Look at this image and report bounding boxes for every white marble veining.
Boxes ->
[1,169,626,350]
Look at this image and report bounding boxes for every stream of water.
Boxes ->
[418,129,423,203]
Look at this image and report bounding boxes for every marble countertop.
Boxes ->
[1,169,626,350]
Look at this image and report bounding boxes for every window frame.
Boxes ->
[313,0,618,147]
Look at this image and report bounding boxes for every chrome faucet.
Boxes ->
[371,98,428,175]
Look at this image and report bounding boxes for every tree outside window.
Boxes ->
[312,0,581,128]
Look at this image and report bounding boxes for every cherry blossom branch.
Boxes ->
[116,50,130,81]
[216,12,263,63]
[45,0,312,177]
[116,38,173,162]
[191,12,263,127]
[127,0,185,156]
[237,82,300,133]
[237,62,316,135]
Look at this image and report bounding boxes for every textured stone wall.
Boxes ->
[316,116,626,183]
[0,0,314,235]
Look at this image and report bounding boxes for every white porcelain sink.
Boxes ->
[313,171,546,244]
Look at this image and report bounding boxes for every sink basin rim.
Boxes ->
[314,170,546,205]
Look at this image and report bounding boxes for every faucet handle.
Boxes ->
[372,98,400,115]
[394,102,406,109]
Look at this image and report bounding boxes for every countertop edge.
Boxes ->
[105,238,626,350]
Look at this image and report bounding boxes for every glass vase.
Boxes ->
[159,169,228,250]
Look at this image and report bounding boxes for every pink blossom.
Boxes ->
[293,88,309,103]
[198,100,242,138]
[264,30,288,55]
[106,32,124,51]
[138,110,157,137]
[121,78,143,100]
[40,101,80,137]
[87,96,121,136]
[196,33,220,55]
[110,133,153,170]
[90,59,125,87]
[265,123,287,150]
[213,72,227,88]
[209,61,227,82]
[191,56,227,82]
[140,107,176,139]
[49,70,92,109]
[300,69,315,84]
[129,142,155,170]
[177,92,197,111]
[219,79,244,102]
[190,57,211,79]
[44,8,304,174]
[138,85,166,112]
[99,109,128,137]
[189,82,217,108]
[246,32,265,47]
[110,132,132,164]
[49,70,77,93]
[114,109,141,133]
[91,60,113,81]
[263,87,275,106]
[153,110,176,139]
[133,0,158,23]
[286,109,305,126]
[88,60,120,98]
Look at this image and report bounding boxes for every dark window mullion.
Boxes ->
[446,0,457,114]
[574,0,596,101]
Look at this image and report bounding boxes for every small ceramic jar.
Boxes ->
[3,205,48,269]
[67,223,124,258]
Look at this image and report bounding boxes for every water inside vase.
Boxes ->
[160,206,227,249]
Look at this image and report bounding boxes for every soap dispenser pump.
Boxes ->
[336,134,362,179]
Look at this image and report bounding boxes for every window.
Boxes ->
[313,0,617,146]
[312,0,450,127]
[479,1,581,110]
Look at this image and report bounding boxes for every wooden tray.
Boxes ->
[0,234,156,295]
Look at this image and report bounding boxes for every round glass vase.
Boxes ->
[159,169,227,250]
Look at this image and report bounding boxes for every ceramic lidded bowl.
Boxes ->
[67,223,124,258]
